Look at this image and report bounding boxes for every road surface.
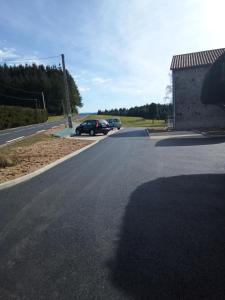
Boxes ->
[0,119,68,145]
[0,128,225,299]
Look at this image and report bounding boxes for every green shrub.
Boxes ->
[0,105,48,130]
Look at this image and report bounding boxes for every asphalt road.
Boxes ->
[0,128,225,299]
[0,119,67,145]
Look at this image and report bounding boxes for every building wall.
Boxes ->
[173,66,225,130]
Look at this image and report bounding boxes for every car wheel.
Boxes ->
[76,129,81,135]
[103,132,108,135]
[117,127,121,130]
[89,129,95,136]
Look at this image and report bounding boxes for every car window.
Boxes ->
[99,119,108,125]
[85,120,96,126]
[81,121,87,126]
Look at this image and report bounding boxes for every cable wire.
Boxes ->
[0,92,37,101]
[0,82,42,95]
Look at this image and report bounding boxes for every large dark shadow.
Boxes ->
[108,174,225,299]
[201,52,225,105]
[109,129,147,138]
[156,136,225,147]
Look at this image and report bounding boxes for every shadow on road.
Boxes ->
[108,174,225,299]
[155,136,225,147]
[109,129,147,138]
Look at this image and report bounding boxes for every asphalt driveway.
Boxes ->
[0,128,225,299]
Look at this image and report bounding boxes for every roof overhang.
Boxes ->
[170,48,225,71]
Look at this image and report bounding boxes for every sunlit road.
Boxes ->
[0,128,225,299]
[0,119,67,145]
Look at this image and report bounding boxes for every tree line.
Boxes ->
[0,64,82,115]
[98,103,172,120]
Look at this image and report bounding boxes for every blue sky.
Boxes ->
[0,0,224,112]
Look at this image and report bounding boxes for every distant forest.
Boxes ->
[98,103,172,120]
[0,64,82,115]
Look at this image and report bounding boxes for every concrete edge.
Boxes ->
[0,128,120,190]
[0,140,99,191]
[198,132,225,138]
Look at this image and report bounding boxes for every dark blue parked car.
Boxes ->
[75,119,110,136]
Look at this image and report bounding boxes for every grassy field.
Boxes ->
[47,115,65,122]
[84,114,166,127]
[48,114,83,123]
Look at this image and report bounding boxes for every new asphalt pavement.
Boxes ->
[0,128,225,299]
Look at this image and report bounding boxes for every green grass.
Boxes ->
[83,114,166,127]
[47,115,65,122]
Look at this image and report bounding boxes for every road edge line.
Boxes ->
[36,130,46,133]
[6,136,25,143]
[0,140,99,191]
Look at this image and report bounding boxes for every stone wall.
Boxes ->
[173,66,225,130]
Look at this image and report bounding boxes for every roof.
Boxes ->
[170,48,225,70]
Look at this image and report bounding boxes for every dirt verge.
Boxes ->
[0,128,93,183]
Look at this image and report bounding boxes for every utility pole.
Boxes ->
[41,92,46,110]
[156,103,159,120]
[34,98,38,109]
[61,53,73,128]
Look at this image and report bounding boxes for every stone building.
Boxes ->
[170,48,225,130]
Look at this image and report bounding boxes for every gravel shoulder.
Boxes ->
[0,126,93,183]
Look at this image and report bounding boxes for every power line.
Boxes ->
[0,82,42,95]
[1,55,60,63]
[0,92,36,101]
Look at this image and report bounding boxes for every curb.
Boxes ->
[193,130,225,138]
[200,133,225,138]
[0,128,120,191]
[0,140,99,191]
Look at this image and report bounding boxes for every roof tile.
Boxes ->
[170,48,225,70]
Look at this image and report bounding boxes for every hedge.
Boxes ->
[0,105,48,130]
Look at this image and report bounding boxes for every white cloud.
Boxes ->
[79,86,90,92]
[79,0,225,107]
[0,47,19,61]
[0,47,55,66]
[91,77,112,85]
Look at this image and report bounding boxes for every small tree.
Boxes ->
[164,72,172,104]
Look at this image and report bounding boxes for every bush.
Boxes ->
[0,154,18,168]
[0,105,48,130]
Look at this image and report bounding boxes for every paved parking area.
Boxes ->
[68,128,121,141]
[148,130,204,140]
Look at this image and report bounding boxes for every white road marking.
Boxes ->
[37,130,46,133]
[1,124,45,135]
[6,136,25,143]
